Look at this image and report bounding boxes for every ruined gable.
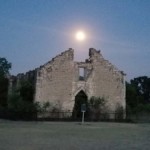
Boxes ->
[34,48,126,112]
[71,48,125,112]
[10,48,126,113]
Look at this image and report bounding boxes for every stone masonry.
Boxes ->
[11,48,126,112]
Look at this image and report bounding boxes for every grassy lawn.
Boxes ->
[0,120,150,150]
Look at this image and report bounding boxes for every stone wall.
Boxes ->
[34,48,74,111]
[88,48,125,111]
[10,48,126,112]
[9,70,37,93]
[72,48,126,112]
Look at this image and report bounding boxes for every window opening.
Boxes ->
[79,68,85,81]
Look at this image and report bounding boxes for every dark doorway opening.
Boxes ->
[73,90,88,119]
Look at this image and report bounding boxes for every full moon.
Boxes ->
[75,31,86,41]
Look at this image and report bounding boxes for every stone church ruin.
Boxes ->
[10,48,126,113]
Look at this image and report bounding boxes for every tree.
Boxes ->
[131,76,150,104]
[19,80,34,102]
[0,77,9,107]
[126,82,138,109]
[0,58,11,107]
[8,91,39,120]
[0,57,11,77]
[126,76,150,113]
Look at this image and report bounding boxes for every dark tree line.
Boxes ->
[0,57,37,120]
[0,57,35,107]
[126,76,150,113]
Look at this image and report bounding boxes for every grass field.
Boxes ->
[0,120,150,150]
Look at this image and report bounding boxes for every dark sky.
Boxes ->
[0,0,150,80]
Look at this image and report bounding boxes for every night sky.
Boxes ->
[0,0,150,80]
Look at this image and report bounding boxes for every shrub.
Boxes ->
[7,92,39,120]
[115,103,124,121]
[88,96,107,120]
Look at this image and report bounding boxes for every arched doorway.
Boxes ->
[73,90,88,119]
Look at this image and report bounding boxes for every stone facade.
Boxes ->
[11,48,126,112]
